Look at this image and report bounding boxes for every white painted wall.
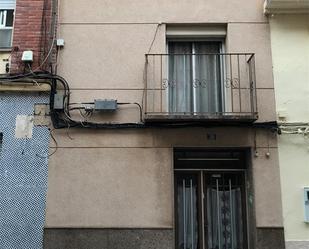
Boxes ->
[0,52,10,74]
[271,15,309,123]
[270,14,309,241]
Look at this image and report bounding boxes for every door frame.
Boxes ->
[173,148,251,249]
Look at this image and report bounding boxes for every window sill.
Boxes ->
[0,47,12,52]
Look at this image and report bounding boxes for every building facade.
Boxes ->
[0,0,287,248]
[265,1,309,249]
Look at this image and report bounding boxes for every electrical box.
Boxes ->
[53,94,64,110]
[94,99,117,112]
[21,51,33,62]
[305,187,309,222]
[56,39,65,47]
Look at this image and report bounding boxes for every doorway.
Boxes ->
[174,149,249,249]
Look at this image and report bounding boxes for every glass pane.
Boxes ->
[0,10,4,26]
[168,42,193,113]
[6,10,14,27]
[194,42,222,113]
[0,29,12,47]
[176,174,199,249]
[168,41,223,114]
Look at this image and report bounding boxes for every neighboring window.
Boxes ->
[0,9,14,48]
[168,41,223,114]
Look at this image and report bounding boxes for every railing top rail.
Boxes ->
[146,53,255,56]
[246,53,255,63]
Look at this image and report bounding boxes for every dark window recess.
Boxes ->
[6,10,14,27]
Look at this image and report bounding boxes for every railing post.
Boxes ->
[160,54,163,113]
[253,55,258,115]
[229,54,234,113]
[144,54,148,115]
[237,54,242,113]
[248,54,254,116]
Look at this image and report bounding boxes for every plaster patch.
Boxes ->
[15,115,34,139]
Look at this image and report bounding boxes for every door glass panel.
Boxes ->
[205,173,245,249]
[176,174,199,249]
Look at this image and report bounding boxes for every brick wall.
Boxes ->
[11,0,54,73]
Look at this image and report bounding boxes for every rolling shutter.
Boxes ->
[0,0,16,9]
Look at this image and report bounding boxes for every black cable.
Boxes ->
[0,72,279,131]
[118,102,143,122]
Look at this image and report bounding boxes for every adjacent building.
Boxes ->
[0,0,290,248]
[0,0,53,248]
[265,1,309,248]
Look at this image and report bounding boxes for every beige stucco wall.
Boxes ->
[278,135,309,240]
[46,127,283,228]
[270,15,309,123]
[270,14,309,241]
[45,0,283,230]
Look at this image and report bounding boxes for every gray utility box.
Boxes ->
[54,94,64,110]
[94,99,118,112]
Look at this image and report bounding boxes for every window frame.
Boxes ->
[0,9,15,48]
[0,9,14,29]
[166,38,226,114]
[174,169,249,249]
[173,149,251,249]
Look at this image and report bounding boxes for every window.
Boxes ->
[168,41,224,114]
[0,9,14,48]
[174,150,248,249]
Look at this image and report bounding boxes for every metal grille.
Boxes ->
[144,53,257,122]
[0,93,49,249]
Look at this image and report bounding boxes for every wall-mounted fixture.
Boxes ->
[304,187,309,222]
[53,94,64,110]
[21,50,33,62]
[94,99,117,112]
[56,39,65,47]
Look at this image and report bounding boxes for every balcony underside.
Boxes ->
[264,0,309,14]
[144,113,258,124]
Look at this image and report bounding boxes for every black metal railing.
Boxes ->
[144,53,258,122]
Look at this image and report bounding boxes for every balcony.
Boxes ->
[144,53,258,124]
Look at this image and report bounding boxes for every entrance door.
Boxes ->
[175,171,247,249]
